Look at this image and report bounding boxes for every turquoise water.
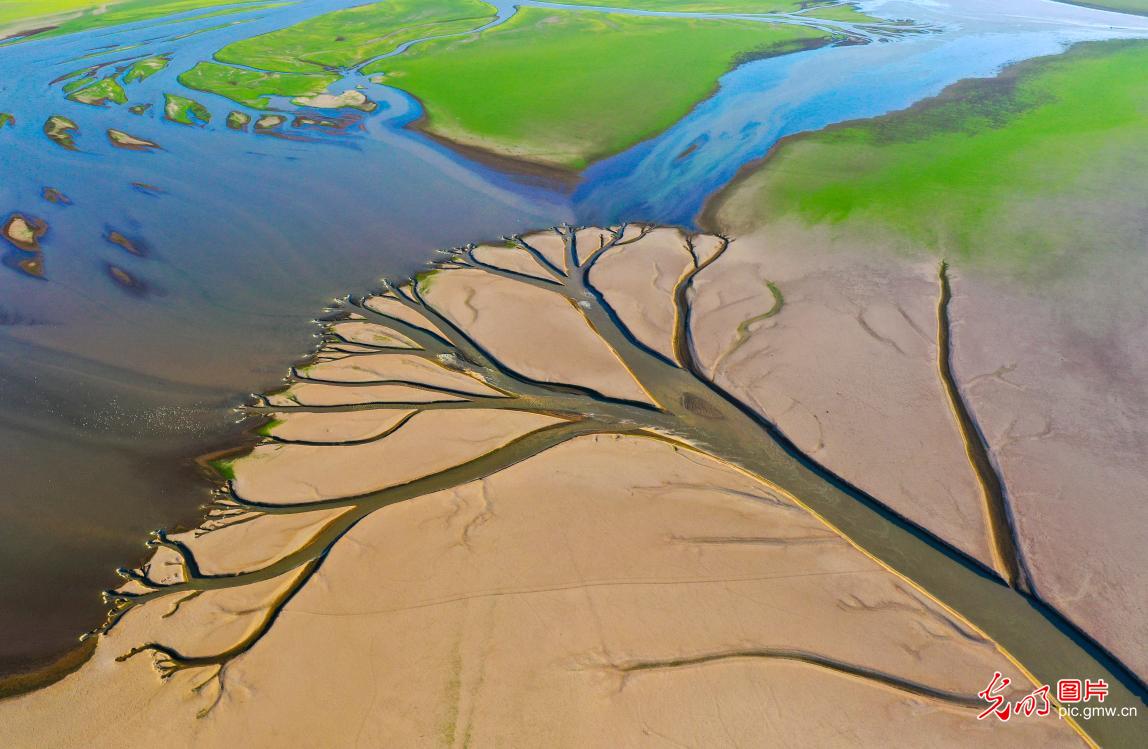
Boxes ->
[0,0,1145,672]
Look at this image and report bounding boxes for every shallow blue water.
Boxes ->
[0,0,1145,670]
[576,0,1148,224]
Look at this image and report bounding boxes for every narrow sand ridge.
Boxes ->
[2,226,1131,746]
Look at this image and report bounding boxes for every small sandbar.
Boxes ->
[107,129,161,151]
[41,188,72,206]
[292,90,376,112]
[3,213,47,251]
[254,114,286,133]
[43,115,78,150]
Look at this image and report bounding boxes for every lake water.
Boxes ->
[0,0,1145,673]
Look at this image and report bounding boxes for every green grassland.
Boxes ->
[708,40,1148,274]
[554,1,874,21]
[67,77,128,106]
[178,0,497,109]
[1057,0,1148,16]
[164,93,212,125]
[213,0,498,72]
[796,2,878,22]
[0,0,270,41]
[124,56,171,83]
[179,61,339,109]
[0,0,104,30]
[176,0,837,167]
[370,8,828,169]
[553,0,803,10]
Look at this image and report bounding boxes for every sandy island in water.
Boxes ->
[3,225,1137,746]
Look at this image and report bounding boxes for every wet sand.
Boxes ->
[0,200,568,675]
[703,85,1148,686]
[5,225,1137,745]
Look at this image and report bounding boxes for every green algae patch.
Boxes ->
[123,56,170,83]
[163,93,211,126]
[179,61,338,109]
[710,39,1148,275]
[208,457,236,480]
[67,77,127,106]
[213,0,497,73]
[256,418,284,437]
[371,8,828,169]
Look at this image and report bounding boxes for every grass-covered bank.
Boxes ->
[0,0,271,42]
[1053,0,1148,16]
[173,0,860,168]
[371,8,828,169]
[177,0,497,109]
[705,39,1148,275]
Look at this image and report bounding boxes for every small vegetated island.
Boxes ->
[18,1,918,167]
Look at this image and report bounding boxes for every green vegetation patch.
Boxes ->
[179,61,338,109]
[371,8,827,169]
[1,0,272,43]
[67,77,127,106]
[797,1,878,22]
[1055,0,1148,16]
[552,0,874,20]
[711,40,1148,274]
[44,115,79,149]
[0,0,105,29]
[256,418,284,437]
[227,111,252,130]
[163,93,211,126]
[213,0,498,73]
[208,457,236,480]
[61,71,97,94]
[551,0,804,10]
[123,56,170,83]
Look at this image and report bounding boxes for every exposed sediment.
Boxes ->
[43,115,79,149]
[107,129,161,151]
[2,213,47,252]
[936,261,1031,592]
[0,226,1139,746]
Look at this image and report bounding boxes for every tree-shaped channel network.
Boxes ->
[92,225,1140,743]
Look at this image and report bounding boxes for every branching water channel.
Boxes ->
[1,0,1148,711]
[83,225,1146,744]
